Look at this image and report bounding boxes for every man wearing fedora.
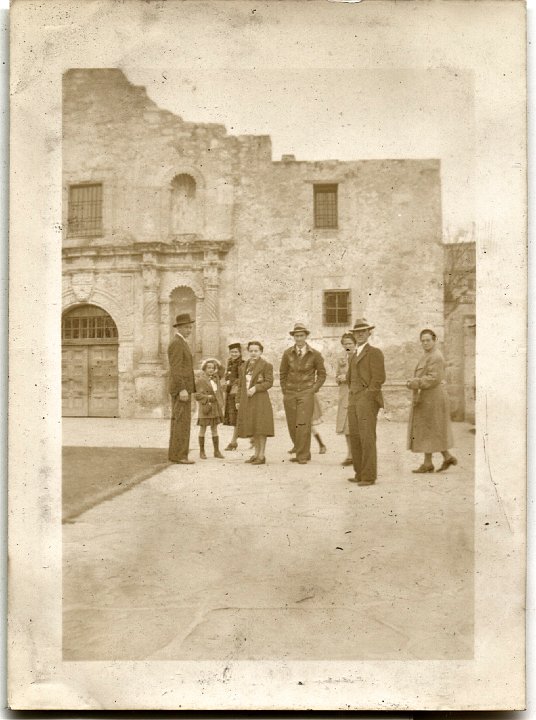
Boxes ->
[168,313,196,464]
[346,318,386,486]
[279,323,327,464]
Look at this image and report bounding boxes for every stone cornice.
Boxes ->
[62,239,233,260]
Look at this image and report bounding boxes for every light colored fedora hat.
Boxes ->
[289,322,311,336]
[352,317,375,331]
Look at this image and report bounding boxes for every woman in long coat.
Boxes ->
[236,340,274,465]
[406,329,457,473]
[335,332,356,466]
[222,342,244,450]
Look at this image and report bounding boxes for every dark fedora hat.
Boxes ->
[289,322,310,336]
[173,313,195,327]
[228,342,242,351]
[353,317,375,331]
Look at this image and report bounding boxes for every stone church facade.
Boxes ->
[62,69,447,420]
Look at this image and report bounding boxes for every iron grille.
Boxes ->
[68,183,103,236]
[314,184,338,229]
[62,306,118,342]
[323,290,351,326]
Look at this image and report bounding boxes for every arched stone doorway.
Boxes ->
[62,304,119,417]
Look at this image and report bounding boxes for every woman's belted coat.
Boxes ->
[407,347,453,453]
[237,358,275,438]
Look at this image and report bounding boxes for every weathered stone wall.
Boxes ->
[62,69,445,421]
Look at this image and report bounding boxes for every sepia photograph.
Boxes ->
[61,64,475,662]
[9,0,526,710]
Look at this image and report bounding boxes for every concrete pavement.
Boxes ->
[63,417,474,661]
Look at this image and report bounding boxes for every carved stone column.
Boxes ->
[159,297,170,357]
[141,262,161,363]
[135,257,166,417]
[202,253,222,358]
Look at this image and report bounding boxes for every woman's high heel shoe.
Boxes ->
[436,456,458,472]
[412,464,434,473]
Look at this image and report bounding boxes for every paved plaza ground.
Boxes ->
[63,416,474,661]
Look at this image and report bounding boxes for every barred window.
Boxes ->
[314,184,338,229]
[62,305,118,342]
[68,183,103,236]
[323,290,351,326]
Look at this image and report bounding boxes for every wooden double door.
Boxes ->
[62,344,119,417]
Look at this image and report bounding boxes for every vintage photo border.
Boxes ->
[8,0,527,710]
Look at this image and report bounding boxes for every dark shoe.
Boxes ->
[289,457,300,463]
[288,447,296,454]
[225,442,238,451]
[357,479,375,486]
[412,464,434,473]
[347,476,360,483]
[341,458,353,466]
[298,459,307,464]
[199,437,207,460]
[245,455,257,463]
[212,436,224,459]
[175,458,195,464]
[251,457,266,465]
[319,444,327,455]
[436,456,458,472]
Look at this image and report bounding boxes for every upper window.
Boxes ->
[68,183,103,237]
[314,184,338,229]
[323,290,350,326]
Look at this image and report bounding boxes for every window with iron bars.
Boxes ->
[62,312,118,342]
[323,290,351,326]
[314,184,338,229]
[68,183,103,236]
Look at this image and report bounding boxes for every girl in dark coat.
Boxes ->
[222,342,245,450]
[236,341,274,465]
[195,358,225,459]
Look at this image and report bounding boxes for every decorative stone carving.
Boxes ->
[71,272,95,302]
[140,264,161,363]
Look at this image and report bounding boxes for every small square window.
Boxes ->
[314,184,338,229]
[323,290,351,326]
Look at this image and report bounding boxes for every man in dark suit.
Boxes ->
[346,318,386,486]
[279,322,326,464]
[168,313,196,464]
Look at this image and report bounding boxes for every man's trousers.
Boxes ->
[283,389,315,461]
[168,394,192,461]
[347,392,380,482]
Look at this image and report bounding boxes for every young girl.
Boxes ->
[236,341,274,465]
[222,342,244,450]
[195,358,225,459]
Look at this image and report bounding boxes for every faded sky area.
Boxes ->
[125,67,475,240]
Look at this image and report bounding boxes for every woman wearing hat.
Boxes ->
[222,342,245,450]
[406,329,457,473]
[236,341,275,465]
[336,331,356,466]
[195,358,225,459]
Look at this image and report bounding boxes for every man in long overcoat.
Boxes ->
[279,322,326,464]
[168,313,196,464]
[346,318,386,486]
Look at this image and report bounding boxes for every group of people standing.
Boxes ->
[167,313,457,484]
